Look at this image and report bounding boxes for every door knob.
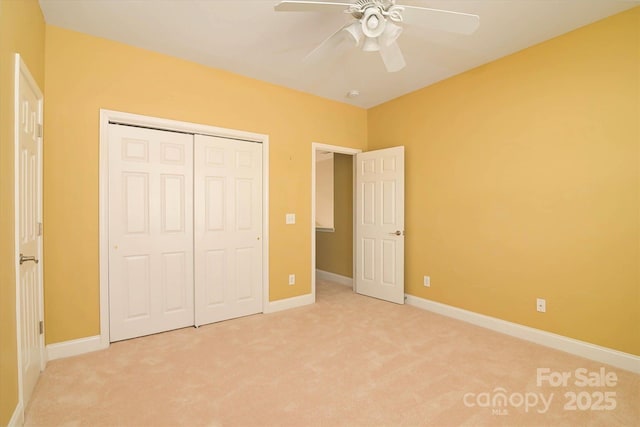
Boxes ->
[389,230,403,236]
[19,253,39,265]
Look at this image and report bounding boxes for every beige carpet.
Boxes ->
[26,280,639,426]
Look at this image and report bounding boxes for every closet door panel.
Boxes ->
[194,135,263,326]
[109,124,194,342]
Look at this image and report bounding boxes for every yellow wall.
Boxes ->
[369,8,639,355]
[0,0,45,423]
[316,153,353,277]
[43,26,367,344]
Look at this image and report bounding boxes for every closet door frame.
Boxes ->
[98,109,270,349]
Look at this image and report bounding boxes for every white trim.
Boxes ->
[13,53,23,425]
[351,155,357,291]
[311,143,361,302]
[99,109,270,348]
[405,294,640,374]
[8,401,24,427]
[46,335,107,361]
[14,53,45,420]
[261,136,270,320]
[264,293,315,313]
[99,112,110,349]
[316,269,353,287]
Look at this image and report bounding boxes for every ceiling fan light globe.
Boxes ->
[362,7,386,38]
[368,15,379,29]
[344,21,363,46]
[362,37,380,52]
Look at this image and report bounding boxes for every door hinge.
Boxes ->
[39,320,44,335]
[37,222,43,236]
[37,124,43,138]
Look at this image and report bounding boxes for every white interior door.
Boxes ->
[194,134,263,326]
[108,124,194,341]
[16,54,45,405]
[355,146,405,304]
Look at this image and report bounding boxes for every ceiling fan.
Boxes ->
[274,0,480,72]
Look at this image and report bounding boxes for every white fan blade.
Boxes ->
[303,23,352,63]
[275,1,352,12]
[379,40,406,72]
[401,6,480,35]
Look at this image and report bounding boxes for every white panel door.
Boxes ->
[355,146,405,304]
[194,134,262,326]
[109,124,194,341]
[16,55,45,405]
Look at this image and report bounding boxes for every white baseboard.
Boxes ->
[47,296,316,359]
[316,269,353,287]
[405,294,640,374]
[8,401,23,427]
[264,292,314,314]
[46,335,108,361]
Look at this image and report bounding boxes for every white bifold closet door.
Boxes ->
[109,124,194,342]
[194,134,262,326]
[108,125,262,342]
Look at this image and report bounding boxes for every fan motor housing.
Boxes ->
[351,0,395,19]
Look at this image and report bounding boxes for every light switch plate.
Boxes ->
[286,213,296,224]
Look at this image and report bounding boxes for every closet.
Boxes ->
[107,124,262,342]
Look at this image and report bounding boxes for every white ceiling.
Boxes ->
[39,0,638,108]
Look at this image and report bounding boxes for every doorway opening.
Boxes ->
[311,143,406,304]
[311,143,361,300]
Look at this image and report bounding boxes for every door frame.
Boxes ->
[310,143,361,301]
[98,109,270,347]
[14,53,46,412]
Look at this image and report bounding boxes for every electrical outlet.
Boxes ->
[536,298,546,313]
[423,275,430,287]
[288,274,295,285]
[285,213,296,224]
